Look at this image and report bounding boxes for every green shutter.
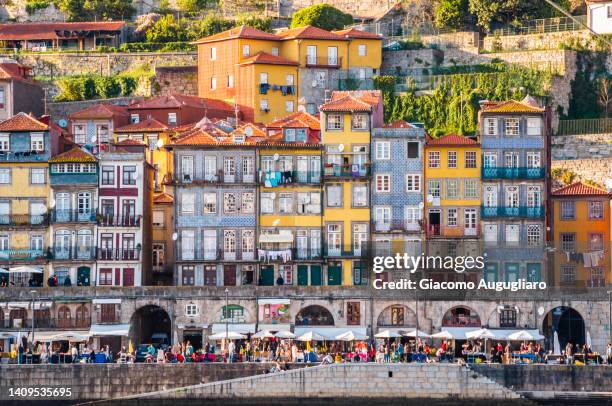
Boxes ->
[310,265,322,286]
[77,266,90,286]
[260,266,274,286]
[527,263,541,282]
[297,265,309,286]
[328,266,341,286]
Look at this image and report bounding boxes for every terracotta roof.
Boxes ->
[231,123,267,138]
[332,28,383,39]
[427,134,479,146]
[114,138,146,146]
[115,118,168,133]
[153,192,174,204]
[70,104,128,120]
[0,112,48,131]
[552,182,611,197]
[276,25,348,41]
[193,25,280,44]
[320,90,381,112]
[257,140,322,148]
[481,96,544,114]
[384,120,416,128]
[0,62,34,83]
[239,51,299,66]
[267,112,320,131]
[128,94,234,112]
[0,22,125,41]
[49,147,97,163]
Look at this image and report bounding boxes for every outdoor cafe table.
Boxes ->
[574,353,602,365]
[512,353,537,364]
[466,353,487,364]
[545,354,565,364]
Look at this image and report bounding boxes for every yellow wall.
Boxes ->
[321,112,370,145]
[252,64,299,124]
[280,39,350,69]
[237,38,279,62]
[346,39,382,69]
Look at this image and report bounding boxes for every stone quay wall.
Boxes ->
[552,134,612,160]
[154,66,198,97]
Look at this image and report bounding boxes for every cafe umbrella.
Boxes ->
[275,331,296,339]
[209,331,247,340]
[507,330,544,341]
[252,330,275,339]
[335,331,369,341]
[431,330,454,340]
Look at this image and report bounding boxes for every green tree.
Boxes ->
[176,0,205,12]
[146,15,189,43]
[290,4,353,31]
[57,0,135,21]
[236,13,272,32]
[468,0,558,31]
[435,0,469,28]
[188,13,234,40]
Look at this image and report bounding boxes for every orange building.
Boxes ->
[551,182,611,287]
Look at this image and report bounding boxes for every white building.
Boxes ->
[587,0,612,34]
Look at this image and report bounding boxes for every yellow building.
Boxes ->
[194,25,382,124]
[0,113,60,286]
[320,90,383,285]
[257,112,323,286]
[551,182,611,287]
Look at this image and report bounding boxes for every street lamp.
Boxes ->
[29,290,37,348]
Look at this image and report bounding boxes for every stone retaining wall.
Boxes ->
[552,134,612,160]
[482,30,592,53]
[552,158,612,187]
[154,66,198,96]
[47,97,145,123]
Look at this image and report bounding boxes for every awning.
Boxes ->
[211,323,256,334]
[33,302,52,309]
[441,327,542,340]
[92,299,122,304]
[258,298,290,305]
[5,302,30,308]
[259,232,293,243]
[31,331,90,342]
[375,327,413,334]
[258,324,290,332]
[294,327,367,340]
[1,301,52,309]
[89,324,130,337]
[491,329,543,340]
[0,331,20,339]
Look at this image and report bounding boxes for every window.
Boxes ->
[375,174,390,192]
[500,309,516,328]
[203,192,216,214]
[527,224,541,246]
[29,168,45,185]
[296,129,307,142]
[0,168,10,184]
[358,43,367,56]
[284,129,296,142]
[463,179,479,199]
[484,118,497,135]
[560,265,576,284]
[352,185,367,207]
[352,113,368,130]
[241,193,257,214]
[505,118,519,135]
[181,155,194,181]
[447,151,457,168]
[130,114,139,124]
[271,47,279,56]
[608,4,612,18]
[181,192,195,214]
[286,74,294,85]
[242,230,254,255]
[326,185,342,207]
[375,141,390,160]
[153,243,165,268]
[261,193,274,213]
[223,193,237,214]
[428,151,440,168]
[260,99,269,112]
[406,174,421,192]
[101,166,114,185]
[0,133,8,151]
[242,44,250,57]
[30,133,44,151]
[73,125,86,144]
[278,193,293,214]
[227,74,234,88]
[465,151,477,168]
[445,179,458,199]
[297,192,321,214]
[447,208,458,226]
[347,302,360,325]
[168,113,177,125]
[407,142,419,158]
[560,201,575,220]
[505,186,519,207]
[204,265,216,286]
[99,269,113,285]
[527,151,541,168]
[527,117,542,135]
[306,45,317,64]
[306,103,316,114]
[527,186,541,207]
[210,46,216,60]
[122,166,136,185]
[505,224,520,245]
[182,265,195,286]
[223,230,236,256]
[326,114,342,130]
[405,206,421,227]
[152,211,164,227]
[210,77,217,90]
[0,87,4,109]
[286,101,294,112]
[560,233,576,252]
[590,233,604,251]
[588,201,604,219]
[186,304,198,316]
[427,180,441,197]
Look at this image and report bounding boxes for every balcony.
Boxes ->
[481,205,545,219]
[372,220,423,233]
[425,224,480,238]
[5,318,91,329]
[168,171,256,185]
[481,167,545,179]
[50,210,96,223]
[258,247,323,262]
[258,83,296,95]
[0,249,47,261]
[0,214,48,227]
[324,164,370,179]
[258,170,321,186]
[178,249,257,262]
[0,150,49,162]
[50,246,96,261]
[323,244,370,258]
[97,248,140,261]
[306,56,342,68]
[97,215,142,227]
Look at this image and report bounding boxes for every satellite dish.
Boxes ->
[172,233,178,241]
[426,195,433,203]
[270,192,276,200]
[49,198,56,208]
[245,127,253,136]
[273,153,279,161]
[537,306,545,316]
[58,119,67,128]
[91,136,97,143]
[311,80,317,87]
[418,202,424,209]
[156,139,164,148]
[338,144,344,152]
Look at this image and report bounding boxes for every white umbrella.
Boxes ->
[252,330,275,339]
[374,329,402,338]
[553,330,561,354]
[9,266,43,273]
[586,331,592,348]
[431,330,454,340]
[274,330,296,339]
[50,332,89,341]
[0,268,8,273]
[465,328,496,340]
[297,331,327,342]
[508,330,544,341]
[209,331,246,340]
[335,331,369,341]
[402,329,430,338]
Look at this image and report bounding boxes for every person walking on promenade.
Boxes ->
[606,343,612,365]
[227,340,235,363]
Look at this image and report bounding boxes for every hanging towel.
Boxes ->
[583,252,592,268]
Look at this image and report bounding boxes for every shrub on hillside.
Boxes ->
[290,4,353,31]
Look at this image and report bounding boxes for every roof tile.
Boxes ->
[0,112,48,131]
[552,181,610,196]
[427,133,479,146]
[276,25,348,41]
[115,118,169,133]
[332,28,383,39]
[239,51,299,66]
[49,147,97,163]
[70,104,128,120]
[193,25,280,44]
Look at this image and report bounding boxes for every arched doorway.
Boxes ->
[542,306,585,351]
[295,305,334,326]
[442,306,481,327]
[377,305,416,330]
[130,305,171,346]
